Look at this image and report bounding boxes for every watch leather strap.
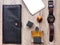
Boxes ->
[49,23,54,42]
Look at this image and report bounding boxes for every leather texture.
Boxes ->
[3,5,22,44]
[49,23,54,42]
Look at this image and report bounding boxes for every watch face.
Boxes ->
[47,15,55,23]
[3,5,22,44]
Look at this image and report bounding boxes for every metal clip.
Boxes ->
[48,5,54,8]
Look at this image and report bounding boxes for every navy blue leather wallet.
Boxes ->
[3,5,22,44]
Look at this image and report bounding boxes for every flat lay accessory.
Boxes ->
[31,27,44,44]
[23,0,45,15]
[47,0,55,42]
[26,21,33,28]
[37,16,42,23]
[3,5,22,44]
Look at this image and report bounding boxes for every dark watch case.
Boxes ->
[47,15,55,23]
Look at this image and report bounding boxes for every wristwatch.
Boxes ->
[47,0,55,42]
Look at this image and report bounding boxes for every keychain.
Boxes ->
[31,27,44,45]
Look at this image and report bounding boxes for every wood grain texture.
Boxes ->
[0,0,60,45]
[0,0,3,45]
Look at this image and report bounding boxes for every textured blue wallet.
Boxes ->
[3,5,22,44]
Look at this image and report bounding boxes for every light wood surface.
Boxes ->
[0,0,60,45]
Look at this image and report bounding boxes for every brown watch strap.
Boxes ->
[49,23,54,42]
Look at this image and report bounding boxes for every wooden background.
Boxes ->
[0,0,60,45]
